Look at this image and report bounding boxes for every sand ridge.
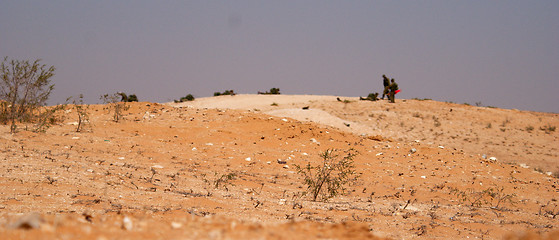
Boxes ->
[0,95,557,239]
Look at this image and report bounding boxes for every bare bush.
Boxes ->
[72,94,91,132]
[295,149,360,202]
[100,93,129,122]
[0,57,57,133]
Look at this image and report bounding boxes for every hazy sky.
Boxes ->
[1,1,558,113]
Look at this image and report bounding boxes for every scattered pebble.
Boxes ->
[421,176,426,179]
[278,199,286,205]
[409,148,417,154]
[376,152,383,156]
[152,165,164,169]
[488,157,497,161]
[72,137,80,140]
[438,146,445,149]
[245,157,251,161]
[277,159,287,164]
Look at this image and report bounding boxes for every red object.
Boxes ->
[395,90,401,94]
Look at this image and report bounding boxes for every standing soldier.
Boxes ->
[381,75,390,99]
[389,78,399,103]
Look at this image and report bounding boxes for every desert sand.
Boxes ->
[1,94,558,239]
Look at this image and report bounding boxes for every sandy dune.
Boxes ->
[172,94,559,171]
[0,95,557,239]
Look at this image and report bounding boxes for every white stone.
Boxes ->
[519,163,530,169]
[171,222,182,229]
[122,216,133,230]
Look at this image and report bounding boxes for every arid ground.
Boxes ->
[1,95,558,239]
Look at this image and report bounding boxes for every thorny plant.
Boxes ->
[1,57,57,133]
[202,172,237,192]
[72,94,91,132]
[100,93,129,123]
[294,148,360,202]
[539,201,559,219]
[450,186,516,209]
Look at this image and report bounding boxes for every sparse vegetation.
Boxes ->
[526,125,534,132]
[501,118,510,127]
[0,57,58,133]
[295,149,360,202]
[100,93,129,122]
[540,124,556,134]
[127,94,138,102]
[450,186,516,209]
[72,94,91,132]
[117,92,139,102]
[258,88,281,95]
[175,94,195,103]
[214,90,236,96]
[202,172,237,192]
[433,116,441,127]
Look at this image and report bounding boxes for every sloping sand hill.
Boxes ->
[0,95,557,239]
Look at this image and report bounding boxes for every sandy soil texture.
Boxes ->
[1,95,558,239]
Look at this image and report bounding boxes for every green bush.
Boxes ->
[175,94,195,103]
[258,88,281,95]
[540,124,556,134]
[214,90,236,96]
[127,94,138,102]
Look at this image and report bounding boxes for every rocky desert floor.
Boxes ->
[0,95,558,239]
